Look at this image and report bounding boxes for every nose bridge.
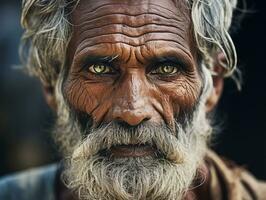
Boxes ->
[112,71,152,126]
[123,72,144,108]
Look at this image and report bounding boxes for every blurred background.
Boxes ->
[0,0,266,180]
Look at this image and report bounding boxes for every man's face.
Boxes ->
[64,0,202,129]
[57,0,211,199]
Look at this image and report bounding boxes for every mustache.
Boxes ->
[71,122,191,164]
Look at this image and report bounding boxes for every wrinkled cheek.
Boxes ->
[63,79,99,115]
[173,86,198,110]
[162,82,202,119]
[64,79,115,125]
[154,95,176,128]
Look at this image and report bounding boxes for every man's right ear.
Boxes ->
[42,85,57,112]
[204,52,226,113]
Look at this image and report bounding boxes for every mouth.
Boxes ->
[108,144,157,158]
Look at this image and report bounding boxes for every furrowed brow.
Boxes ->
[80,54,120,66]
[85,55,119,63]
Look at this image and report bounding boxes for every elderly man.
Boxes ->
[0,0,266,199]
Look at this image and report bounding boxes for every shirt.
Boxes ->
[0,164,58,200]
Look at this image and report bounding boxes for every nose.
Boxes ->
[113,107,152,126]
[111,72,157,126]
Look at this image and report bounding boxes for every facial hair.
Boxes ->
[52,95,212,200]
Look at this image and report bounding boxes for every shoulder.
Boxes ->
[0,164,58,200]
[205,150,266,200]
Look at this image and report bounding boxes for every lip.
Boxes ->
[110,144,156,158]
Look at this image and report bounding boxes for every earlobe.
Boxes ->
[43,85,57,112]
[205,53,225,112]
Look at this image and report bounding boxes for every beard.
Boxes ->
[53,101,212,200]
[53,68,213,200]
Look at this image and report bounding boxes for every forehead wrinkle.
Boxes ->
[71,12,190,52]
[73,8,184,26]
[76,2,175,13]
[78,22,186,33]
[112,42,133,65]
[75,0,185,17]
[72,0,190,27]
[77,28,187,47]
[76,6,182,22]
[71,2,190,36]
[78,24,186,39]
[75,13,185,29]
[76,17,187,39]
[76,35,190,57]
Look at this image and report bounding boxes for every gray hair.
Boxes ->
[20,0,238,87]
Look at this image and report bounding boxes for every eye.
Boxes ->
[151,65,178,75]
[88,64,113,74]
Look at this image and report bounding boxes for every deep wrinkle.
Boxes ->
[64,0,202,128]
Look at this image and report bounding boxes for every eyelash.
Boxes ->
[150,62,182,74]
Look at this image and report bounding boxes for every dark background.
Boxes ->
[0,0,266,179]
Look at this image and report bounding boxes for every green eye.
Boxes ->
[88,64,112,74]
[152,65,178,75]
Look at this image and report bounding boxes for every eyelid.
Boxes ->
[147,56,189,73]
[149,62,181,74]
[87,63,119,76]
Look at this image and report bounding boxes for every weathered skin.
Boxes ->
[59,0,206,199]
[64,0,202,132]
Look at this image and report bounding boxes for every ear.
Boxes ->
[205,53,225,112]
[42,84,57,112]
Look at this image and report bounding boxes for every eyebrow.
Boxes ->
[79,54,120,70]
[73,54,120,73]
[83,55,119,64]
[151,55,184,64]
[149,55,189,70]
[135,46,194,69]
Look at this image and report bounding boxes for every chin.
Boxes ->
[62,150,204,200]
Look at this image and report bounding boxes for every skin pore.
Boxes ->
[55,0,222,199]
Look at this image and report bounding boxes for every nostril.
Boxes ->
[116,120,136,129]
[143,117,151,121]
[114,113,151,127]
[141,117,151,124]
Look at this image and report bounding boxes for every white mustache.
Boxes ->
[71,122,191,164]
